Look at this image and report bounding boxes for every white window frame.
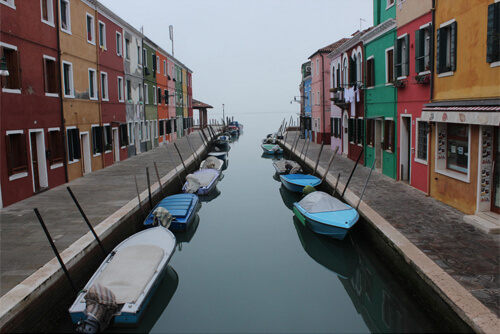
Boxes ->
[117,76,124,102]
[116,32,122,56]
[98,20,106,49]
[163,60,167,76]
[414,119,429,165]
[0,42,21,94]
[153,85,157,105]
[137,46,142,67]
[88,68,98,100]
[385,46,395,85]
[434,122,471,183]
[59,0,71,34]
[43,55,59,97]
[91,125,101,157]
[143,48,147,67]
[157,56,160,74]
[100,71,108,101]
[128,122,134,145]
[125,38,130,60]
[6,130,28,181]
[396,33,409,80]
[103,124,112,153]
[86,13,95,45]
[48,127,63,169]
[40,0,55,26]
[1,0,16,9]
[437,19,456,78]
[138,83,143,103]
[62,60,74,98]
[387,0,395,9]
[66,126,79,164]
[144,83,149,104]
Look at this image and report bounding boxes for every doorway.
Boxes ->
[400,116,411,183]
[80,132,91,174]
[342,111,349,155]
[113,128,120,162]
[29,130,48,193]
[375,119,383,170]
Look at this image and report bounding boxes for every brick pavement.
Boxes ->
[285,133,499,318]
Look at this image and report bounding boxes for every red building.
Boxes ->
[1,0,66,208]
[97,4,128,166]
[395,6,433,193]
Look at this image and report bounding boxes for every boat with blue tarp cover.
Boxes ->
[279,173,321,193]
[144,193,200,232]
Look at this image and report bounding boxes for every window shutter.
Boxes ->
[404,34,410,76]
[450,21,457,71]
[55,131,64,163]
[47,131,54,165]
[415,29,422,73]
[436,28,444,73]
[394,38,400,78]
[74,129,81,159]
[487,3,499,63]
[20,133,28,170]
[5,135,13,176]
[349,57,356,85]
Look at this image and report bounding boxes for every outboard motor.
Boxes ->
[76,284,118,333]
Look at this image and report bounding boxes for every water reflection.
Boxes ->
[174,213,200,251]
[279,184,302,209]
[198,187,221,203]
[107,265,179,334]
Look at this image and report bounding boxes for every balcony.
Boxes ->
[330,88,349,109]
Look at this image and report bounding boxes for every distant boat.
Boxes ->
[143,193,200,232]
[261,144,283,155]
[279,173,321,193]
[293,191,359,240]
[273,159,302,175]
[182,169,220,195]
[227,125,239,135]
[69,222,176,331]
[208,150,228,160]
[213,133,230,151]
[199,156,224,172]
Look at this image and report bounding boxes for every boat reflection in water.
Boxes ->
[198,187,221,203]
[174,214,200,252]
[279,184,303,209]
[292,215,442,333]
[107,265,179,334]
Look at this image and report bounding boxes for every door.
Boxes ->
[80,132,91,174]
[30,132,40,192]
[492,128,499,213]
[342,111,349,155]
[375,119,383,170]
[400,116,411,182]
[113,128,120,162]
[135,122,141,154]
[30,130,48,192]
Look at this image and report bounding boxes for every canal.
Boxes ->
[57,112,446,333]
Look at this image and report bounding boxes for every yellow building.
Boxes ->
[59,0,102,180]
[421,0,500,217]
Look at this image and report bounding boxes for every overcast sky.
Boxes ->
[99,0,373,119]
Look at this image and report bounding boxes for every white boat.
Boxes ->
[199,156,224,172]
[69,216,176,332]
[182,168,220,195]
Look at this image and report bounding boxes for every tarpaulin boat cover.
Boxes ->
[298,191,351,213]
[83,283,119,332]
[184,174,201,193]
[94,244,164,304]
[201,156,221,170]
[152,207,172,228]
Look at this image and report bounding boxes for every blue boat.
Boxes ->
[279,173,321,193]
[143,194,200,232]
[69,224,176,331]
[261,144,283,155]
[293,191,359,240]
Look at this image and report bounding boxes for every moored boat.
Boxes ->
[199,156,224,172]
[273,159,302,175]
[261,144,283,155]
[143,193,200,232]
[293,191,359,240]
[182,169,220,195]
[279,173,321,193]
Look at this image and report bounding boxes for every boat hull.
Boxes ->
[261,144,283,154]
[280,174,321,193]
[182,169,220,196]
[144,194,200,232]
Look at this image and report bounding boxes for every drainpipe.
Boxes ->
[427,0,436,197]
[95,3,105,169]
[55,0,68,183]
[321,53,326,142]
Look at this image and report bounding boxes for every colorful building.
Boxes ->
[421,0,500,215]
[308,39,349,145]
[143,38,158,152]
[394,0,433,193]
[299,61,312,140]
[362,1,397,179]
[1,0,65,207]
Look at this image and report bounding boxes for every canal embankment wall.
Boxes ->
[280,135,499,334]
[0,129,216,333]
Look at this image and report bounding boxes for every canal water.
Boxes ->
[58,112,445,333]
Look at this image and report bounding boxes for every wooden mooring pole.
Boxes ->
[341,148,364,200]
[154,162,165,198]
[313,141,325,176]
[320,146,339,184]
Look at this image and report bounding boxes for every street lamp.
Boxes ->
[0,56,9,77]
[222,104,225,125]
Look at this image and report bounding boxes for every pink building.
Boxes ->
[309,39,349,145]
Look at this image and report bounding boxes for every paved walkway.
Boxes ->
[0,129,210,296]
[283,134,499,319]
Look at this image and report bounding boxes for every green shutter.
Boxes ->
[349,57,356,85]
[404,34,410,76]
[487,3,500,63]
[415,28,422,73]
[394,38,400,78]
[450,21,457,71]
[436,27,446,73]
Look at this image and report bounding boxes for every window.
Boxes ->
[357,118,364,145]
[143,48,147,67]
[127,122,134,145]
[126,80,131,101]
[98,21,106,49]
[92,126,103,155]
[0,44,21,91]
[138,83,143,102]
[47,129,64,165]
[342,58,348,86]
[125,38,130,60]
[144,83,149,104]
[386,48,394,83]
[157,87,162,105]
[100,72,108,101]
[43,55,58,95]
[366,57,375,87]
[41,0,54,26]
[5,131,28,177]
[331,118,341,138]
[88,68,97,100]
[119,124,128,147]
[383,119,395,152]
[1,0,16,9]
[67,127,80,162]
[157,56,160,74]
[387,0,395,8]
[415,24,432,73]
[62,61,74,97]
[487,2,500,64]
[366,119,375,146]
[117,76,124,102]
[446,124,468,173]
[416,121,429,162]
[395,34,409,78]
[116,32,122,56]
[316,58,319,76]
[103,125,112,151]
[159,120,165,136]
[137,46,141,66]
[151,54,156,77]
[153,85,157,105]
[86,13,95,44]
[348,118,355,143]
[165,89,169,105]
[436,20,457,74]
[163,60,166,76]
[349,55,357,86]
[60,0,70,33]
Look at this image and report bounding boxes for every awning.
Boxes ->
[421,107,500,126]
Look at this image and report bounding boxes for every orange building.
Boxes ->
[421,0,500,217]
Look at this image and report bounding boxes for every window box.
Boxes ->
[414,74,430,84]
[393,79,406,88]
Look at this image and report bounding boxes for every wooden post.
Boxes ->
[165,143,184,186]
[173,142,187,172]
[313,141,325,175]
[333,173,341,195]
[198,131,209,152]
[154,162,165,197]
[341,148,364,200]
[299,136,307,161]
[356,158,376,210]
[289,129,299,159]
[321,146,339,183]
[303,139,310,165]
[134,175,146,220]
[186,135,200,165]
[146,167,152,210]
